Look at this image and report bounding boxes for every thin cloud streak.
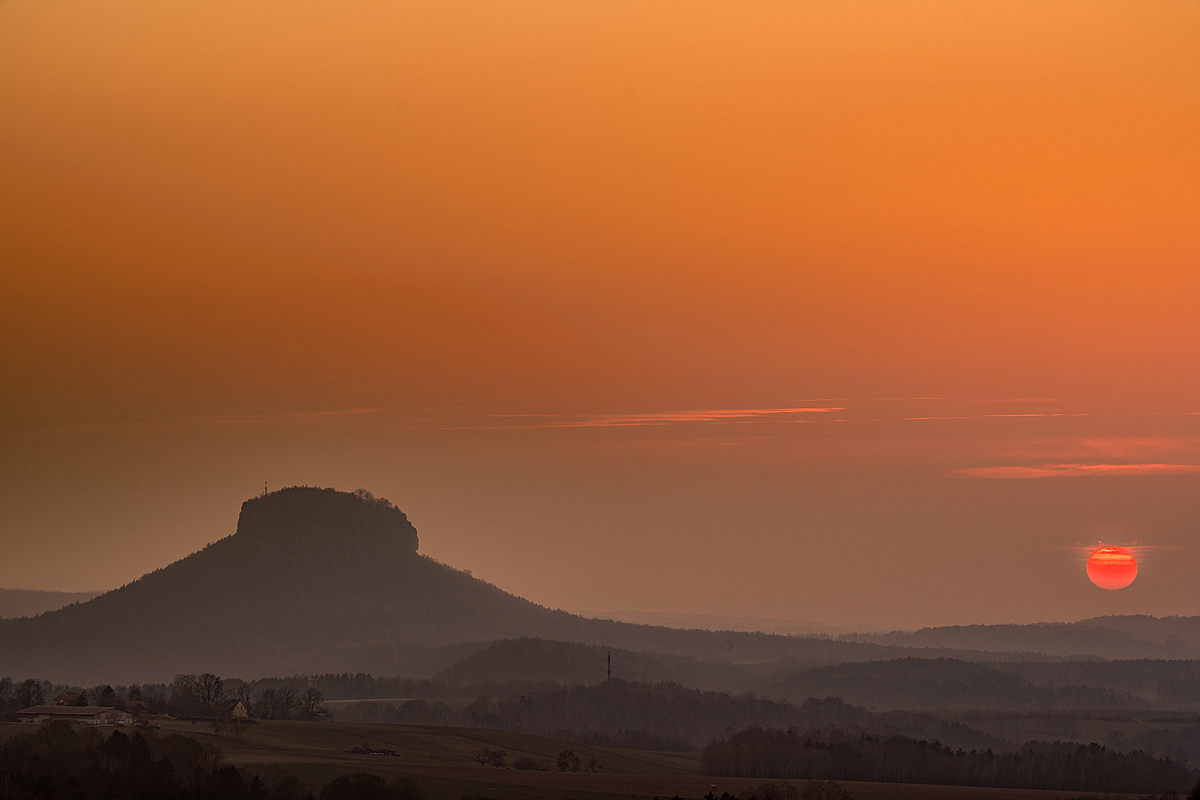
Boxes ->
[1064,543,1175,557]
[486,407,843,429]
[957,463,1200,479]
[16,400,1193,440]
[903,413,1088,421]
[9,405,843,437]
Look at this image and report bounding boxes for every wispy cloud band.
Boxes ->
[957,463,1200,479]
[488,407,842,429]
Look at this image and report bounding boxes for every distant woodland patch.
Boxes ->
[702,725,1197,795]
[0,722,312,800]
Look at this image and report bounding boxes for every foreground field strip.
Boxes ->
[0,723,1158,800]
[165,722,1167,798]
[358,765,1157,800]
[158,721,698,776]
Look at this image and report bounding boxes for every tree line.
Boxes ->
[0,721,431,800]
[0,673,328,722]
[328,679,1007,753]
[701,724,1199,796]
[0,675,176,715]
[172,674,328,721]
[0,721,309,799]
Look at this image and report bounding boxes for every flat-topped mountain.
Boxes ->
[2,487,1175,685]
[0,487,585,681]
[233,487,419,555]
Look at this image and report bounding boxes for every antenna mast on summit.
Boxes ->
[607,651,611,684]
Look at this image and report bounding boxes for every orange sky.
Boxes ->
[2,0,1199,628]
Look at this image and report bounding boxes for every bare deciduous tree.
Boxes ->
[557,749,581,772]
[170,674,198,713]
[196,673,224,709]
[277,685,298,720]
[471,748,507,767]
[16,678,44,708]
[254,688,277,719]
[300,687,328,721]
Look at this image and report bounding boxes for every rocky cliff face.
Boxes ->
[234,487,419,556]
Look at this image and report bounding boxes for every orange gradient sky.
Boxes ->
[2,0,1200,628]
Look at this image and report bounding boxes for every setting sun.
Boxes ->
[1087,546,1138,591]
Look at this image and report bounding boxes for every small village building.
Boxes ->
[54,691,83,706]
[226,699,250,720]
[17,706,134,725]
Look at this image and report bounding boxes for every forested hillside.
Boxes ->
[843,621,1197,659]
[331,680,1010,753]
[768,658,1140,710]
[702,725,1196,795]
[1078,615,1200,650]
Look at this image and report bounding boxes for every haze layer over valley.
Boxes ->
[7,487,1200,698]
[9,487,1200,795]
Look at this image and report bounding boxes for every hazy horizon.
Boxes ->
[4,0,1200,630]
[0,478,1190,631]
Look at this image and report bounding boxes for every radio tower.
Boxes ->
[607,652,612,684]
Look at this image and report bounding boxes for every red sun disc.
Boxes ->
[1086,546,1137,590]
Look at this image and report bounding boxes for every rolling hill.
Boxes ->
[0,589,102,619]
[841,621,1198,659]
[767,657,1140,710]
[1078,614,1200,650]
[431,638,763,691]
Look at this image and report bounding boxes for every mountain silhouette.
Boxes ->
[0,487,1093,685]
[840,621,1198,660]
[0,488,592,682]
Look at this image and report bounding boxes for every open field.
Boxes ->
[67,720,1160,800]
[0,719,1165,799]
[322,697,484,712]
